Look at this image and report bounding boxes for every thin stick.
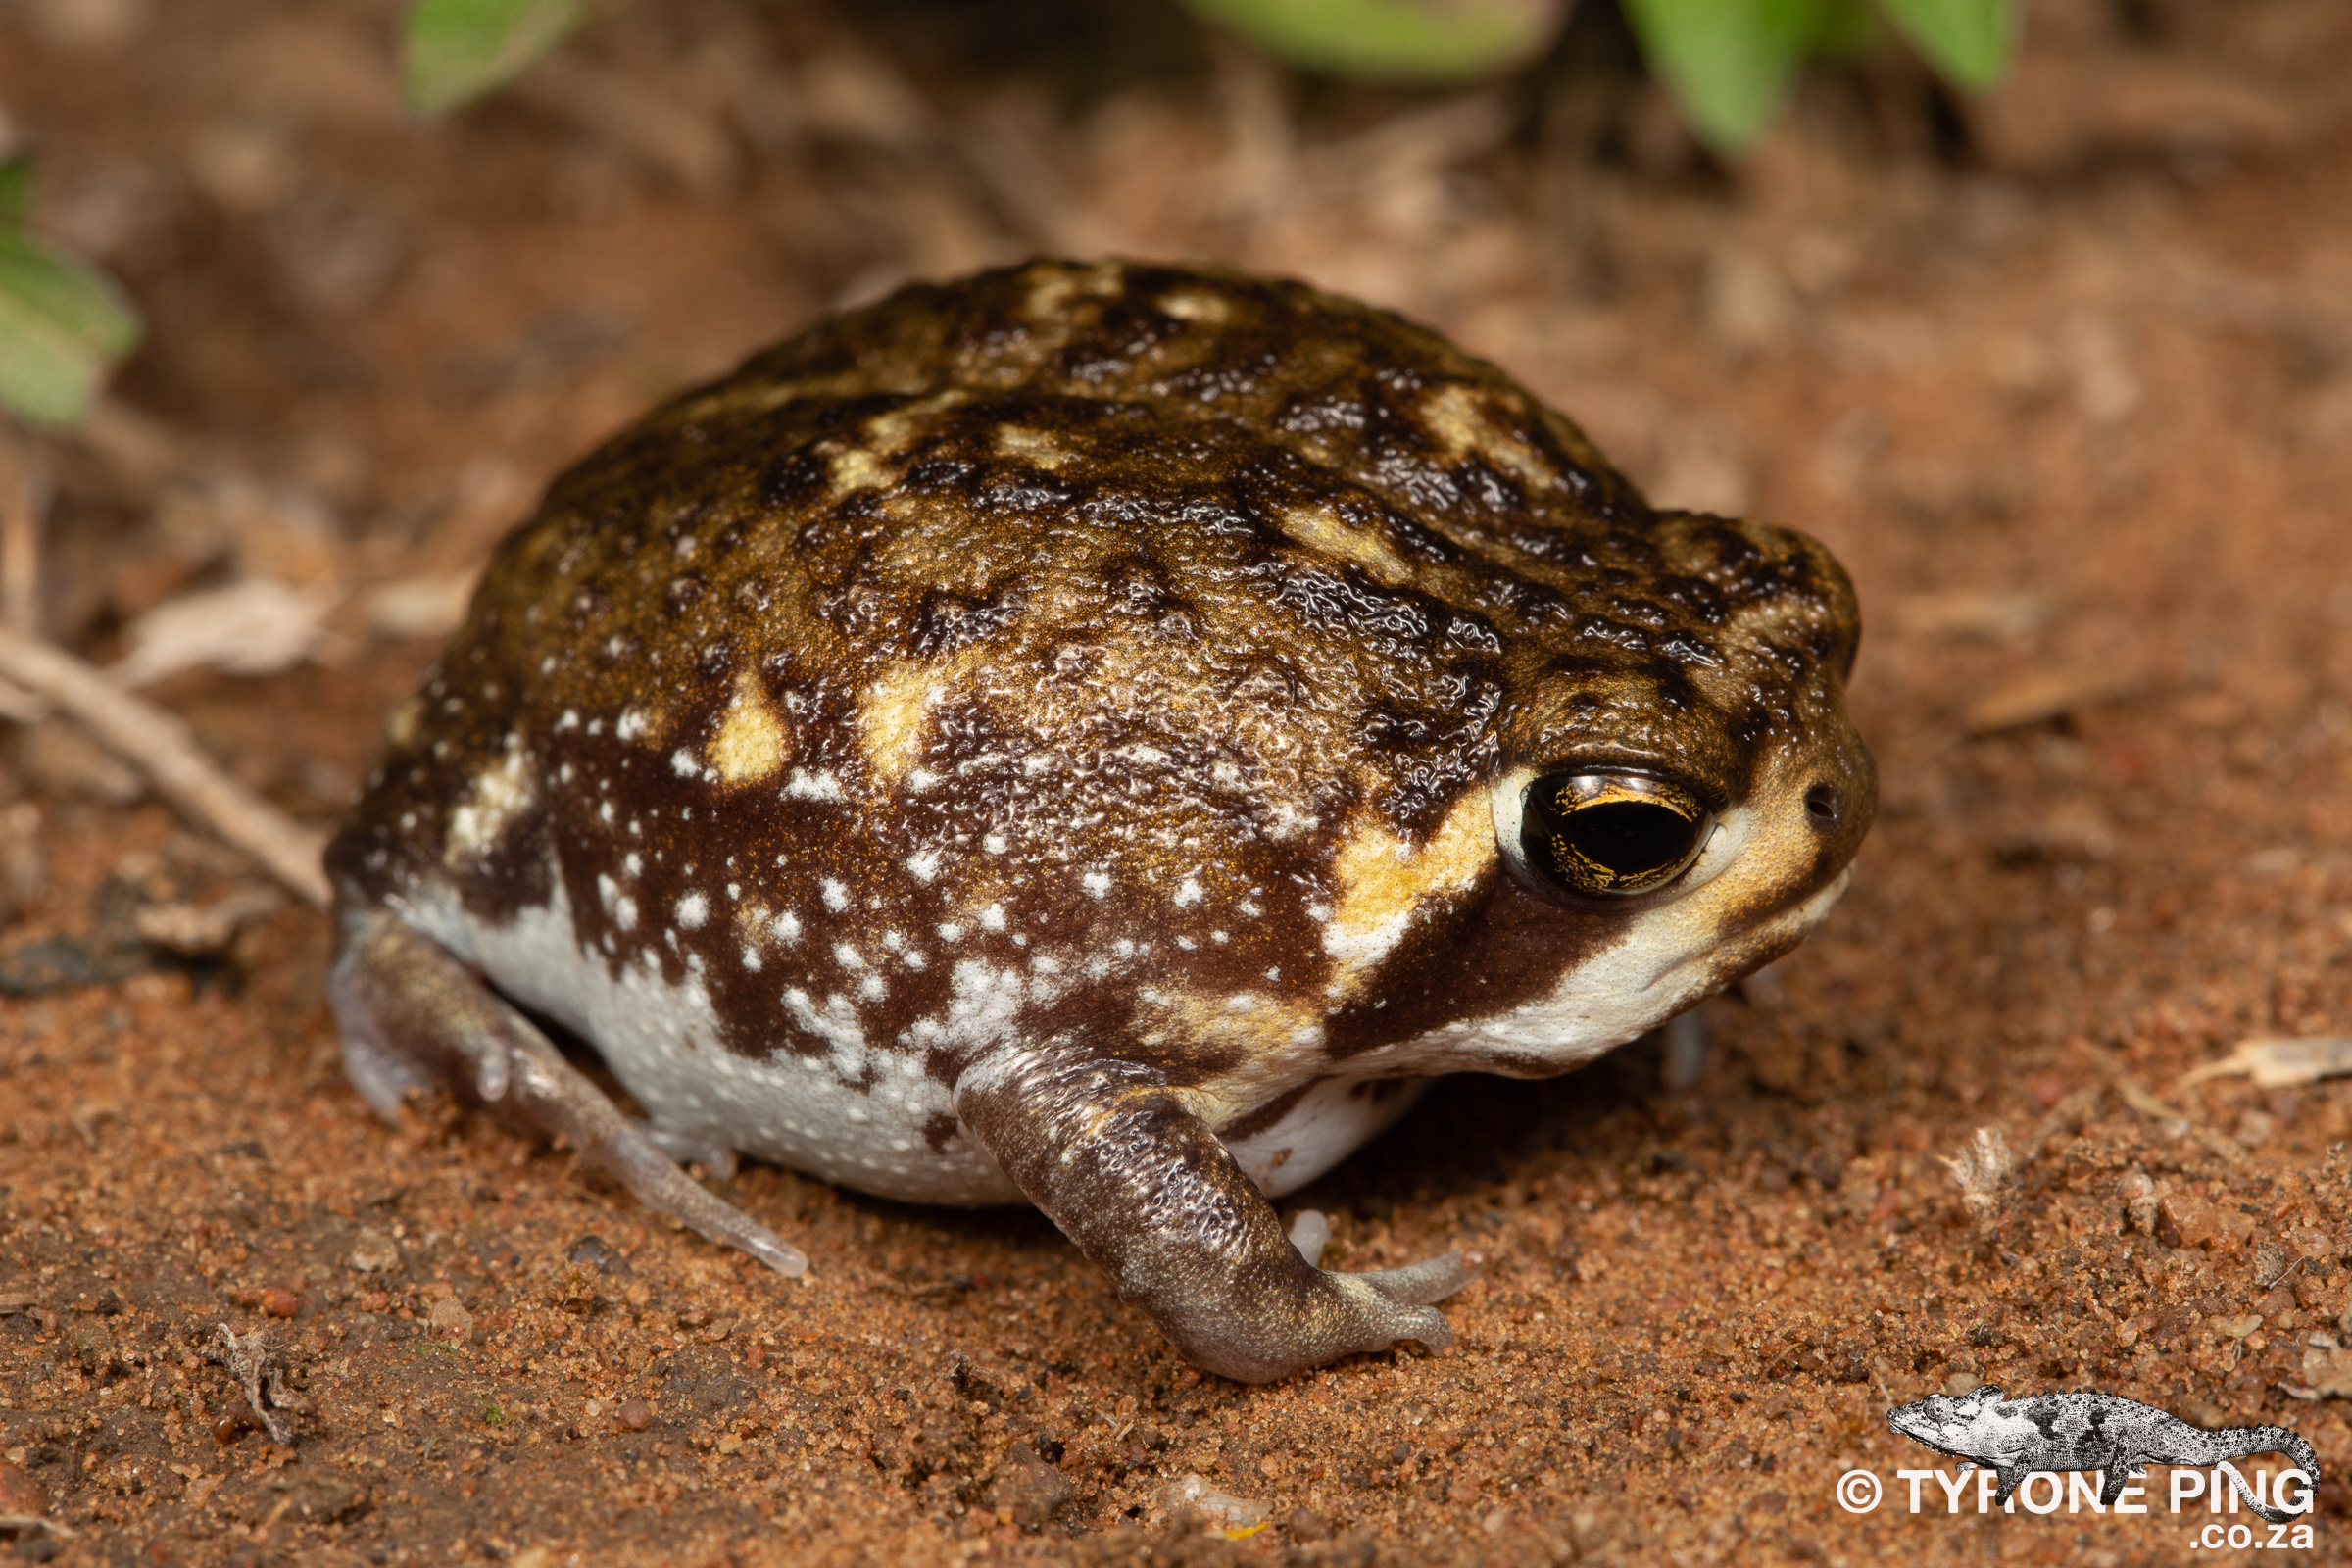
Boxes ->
[0,422,48,637]
[0,625,331,907]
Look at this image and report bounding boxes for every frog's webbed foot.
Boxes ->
[958,1053,1477,1384]
[326,906,804,1277]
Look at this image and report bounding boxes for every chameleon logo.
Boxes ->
[1887,1384,2319,1524]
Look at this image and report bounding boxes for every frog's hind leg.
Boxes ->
[327,905,805,1277]
[957,1050,1479,1384]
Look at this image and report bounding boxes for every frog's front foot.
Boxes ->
[326,906,805,1277]
[957,1052,1478,1383]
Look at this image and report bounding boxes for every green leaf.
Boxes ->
[1621,0,1835,154]
[401,0,590,116]
[0,231,141,426]
[1179,0,1568,83]
[0,157,34,227]
[1876,0,2014,89]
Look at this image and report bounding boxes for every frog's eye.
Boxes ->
[1521,773,1713,898]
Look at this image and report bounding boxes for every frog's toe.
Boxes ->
[640,1124,739,1179]
[328,905,806,1278]
[1353,1248,1482,1308]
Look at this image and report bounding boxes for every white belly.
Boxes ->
[399,876,1427,1207]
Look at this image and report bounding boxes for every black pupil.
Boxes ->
[1562,801,1697,876]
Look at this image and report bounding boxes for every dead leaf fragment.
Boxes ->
[2180,1037,2352,1091]
[112,577,340,687]
[1966,665,2143,736]
[134,885,282,956]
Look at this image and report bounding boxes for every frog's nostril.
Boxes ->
[1803,784,1841,826]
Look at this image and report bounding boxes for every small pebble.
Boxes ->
[614,1396,654,1432]
[1286,1506,1329,1542]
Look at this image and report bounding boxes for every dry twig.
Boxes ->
[0,626,329,907]
[209,1324,300,1446]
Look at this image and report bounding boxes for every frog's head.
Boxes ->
[1477,508,1875,1048]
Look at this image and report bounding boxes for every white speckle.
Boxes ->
[399,811,416,830]
[906,848,942,883]
[1081,870,1111,898]
[881,930,905,952]
[1176,935,1196,950]
[858,975,888,1002]
[1305,902,1332,922]
[1019,753,1053,777]
[615,896,639,931]
[556,710,580,732]
[978,904,1006,932]
[599,801,614,824]
[785,769,844,801]
[1211,930,1228,944]
[597,873,620,913]
[586,717,604,737]
[771,910,802,943]
[1264,966,1281,981]
[1113,938,1135,957]
[623,851,643,877]
[676,893,710,930]
[834,943,864,970]
[444,735,537,861]
[1115,742,1169,767]
[557,762,574,784]
[670,748,698,777]
[726,882,741,900]
[1033,956,1062,975]
[741,946,762,972]
[616,709,649,742]
[983,833,1008,855]
[783,988,868,1083]
[1173,876,1203,906]
[627,819,642,837]
[1267,804,1318,840]
[938,922,964,943]
[1238,900,1262,917]
[821,879,850,911]
[903,950,926,970]
[906,767,938,792]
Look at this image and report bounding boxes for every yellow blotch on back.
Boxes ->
[995,425,1072,470]
[829,447,889,496]
[1280,503,1410,586]
[1324,792,1494,986]
[1156,287,1232,324]
[858,660,946,787]
[1421,383,1552,492]
[710,668,790,784]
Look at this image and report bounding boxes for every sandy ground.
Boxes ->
[3,1,2352,1563]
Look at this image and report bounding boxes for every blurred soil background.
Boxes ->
[3,0,2352,1563]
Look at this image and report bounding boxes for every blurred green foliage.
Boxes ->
[0,156,142,427]
[395,0,2016,152]
[402,0,590,116]
[1624,0,2014,151]
[1178,0,1567,82]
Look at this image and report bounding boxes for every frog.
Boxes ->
[325,258,1875,1384]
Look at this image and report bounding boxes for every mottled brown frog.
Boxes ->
[326,259,1874,1383]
